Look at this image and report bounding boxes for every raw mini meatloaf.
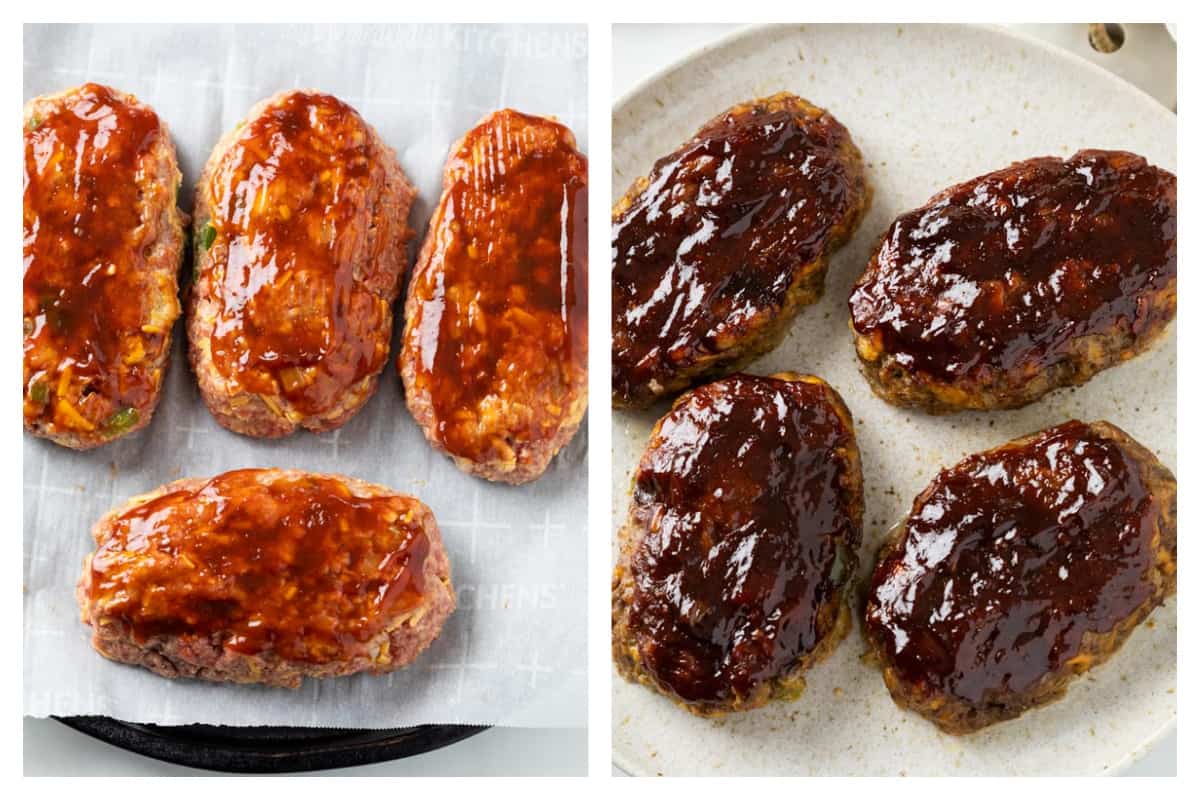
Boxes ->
[400,109,588,485]
[78,468,455,688]
[23,83,186,449]
[189,90,416,437]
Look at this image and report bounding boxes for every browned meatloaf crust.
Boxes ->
[78,468,455,688]
[400,109,588,485]
[188,89,416,438]
[862,420,1176,734]
[612,372,863,716]
[611,92,871,408]
[848,150,1176,414]
[23,83,185,449]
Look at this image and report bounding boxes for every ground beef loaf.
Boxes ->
[399,109,588,485]
[849,150,1176,414]
[78,468,455,688]
[612,93,870,409]
[23,83,185,449]
[188,90,416,438]
[863,420,1176,733]
[612,372,863,716]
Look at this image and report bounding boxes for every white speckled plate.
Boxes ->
[611,23,1176,777]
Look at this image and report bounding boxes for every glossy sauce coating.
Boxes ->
[86,470,431,663]
[23,83,170,436]
[204,92,391,417]
[864,421,1162,706]
[403,110,587,466]
[612,97,860,403]
[849,150,1177,380]
[626,374,859,705]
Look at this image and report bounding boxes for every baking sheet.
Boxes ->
[23,22,588,729]
[611,23,1176,775]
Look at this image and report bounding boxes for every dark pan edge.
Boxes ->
[55,716,489,774]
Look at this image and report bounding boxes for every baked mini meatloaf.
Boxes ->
[863,420,1176,734]
[612,373,863,715]
[400,110,588,485]
[612,93,870,408]
[23,83,185,449]
[78,468,455,688]
[849,150,1177,413]
[189,90,416,437]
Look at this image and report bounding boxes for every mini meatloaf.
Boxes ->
[612,93,870,408]
[849,150,1177,413]
[189,90,416,438]
[78,468,455,688]
[612,373,863,716]
[23,83,185,449]
[863,420,1176,734]
[399,110,588,485]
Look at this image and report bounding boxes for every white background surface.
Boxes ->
[611,22,1177,778]
[22,22,587,775]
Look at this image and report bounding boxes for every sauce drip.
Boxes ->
[405,110,588,465]
[864,421,1162,705]
[627,374,858,706]
[205,92,388,416]
[849,150,1176,380]
[88,469,431,663]
[23,83,166,432]
[612,96,858,404]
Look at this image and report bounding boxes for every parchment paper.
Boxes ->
[23,22,588,729]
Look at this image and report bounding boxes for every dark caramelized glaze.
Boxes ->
[864,420,1165,707]
[403,110,587,466]
[203,92,391,417]
[23,83,170,436]
[87,469,431,663]
[849,150,1177,381]
[626,374,859,706]
[612,94,862,405]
